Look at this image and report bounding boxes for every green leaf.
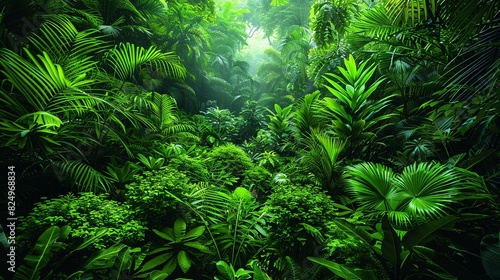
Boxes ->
[253,264,272,280]
[72,229,107,252]
[184,241,213,254]
[235,268,253,279]
[481,233,500,280]
[0,225,8,249]
[381,216,402,269]
[139,253,173,273]
[413,245,480,279]
[84,244,128,270]
[147,270,169,280]
[113,246,132,280]
[402,216,458,249]
[177,250,192,273]
[161,256,177,276]
[153,228,175,242]
[216,260,235,279]
[307,257,378,280]
[334,219,376,247]
[174,218,187,242]
[183,225,205,241]
[19,226,62,279]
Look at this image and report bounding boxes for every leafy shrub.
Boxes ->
[264,184,337,263]
[125,167,192,227]
[18,193,147,253]
[241,165,272,199]
[205,144,254,186]
[167,154,209,183]
[323,221,387,279]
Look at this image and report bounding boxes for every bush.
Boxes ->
[205,144,254,186]
[125,167,192,228]
[264,184,337,263]
[166,154,209,183]
[241,165,272,199]
[18,192,147,253]
[323,221,388,279]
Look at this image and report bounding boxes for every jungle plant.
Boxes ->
[214,260,253,280]
[17,193,147,255]
[320,54,395,161]
[214,260,273,280]
[343,161,490,229]
[104,159,140,190]
[0,16,159,194]
[188,184,268,268]
[138,218,213,277]
[299,130,345,192]
[266,103,295,153]
[328,214,490,279]
[14,225,106,279]
[124,167,192,227]
[136,153,166,170]
[104,42,186,89]
[204,144,254,186]
[263,183,338,276]
[16,225,149,279]
[199,106,242,145]
[241,165,273,199]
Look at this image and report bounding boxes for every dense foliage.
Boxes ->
[1,0,499,279]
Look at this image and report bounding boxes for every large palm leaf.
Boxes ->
[395,162,467,220]
[105,42,186,84]
[344,162,398,212]
[0,48,102,153]
[344,161,488,228]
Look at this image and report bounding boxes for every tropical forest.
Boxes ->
[0,0,499,279]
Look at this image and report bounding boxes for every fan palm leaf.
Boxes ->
[344,161,489,228]
[344,162,399,212]
[395,162,462,220]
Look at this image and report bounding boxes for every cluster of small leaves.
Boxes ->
[125,167,192,227]
[323,221,387,278]
[205,144,254,184]
[241,165,273,198]
[18,193,147,253]
[166,154,209,183]
[198,106,244,145]
[264,184,338,261]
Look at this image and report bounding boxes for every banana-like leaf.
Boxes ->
[113,246,133,280]
[381,216,402,269]
[402,215,458,249]
[139,252,173,273]
[216,260,235,279]
[147,270,169,280]
[84,244,128,270]
[412,245,479,279]
[15,226,67,280]
[71,229,108,252]
[183,225,206,241]
[334,219,377,248]
[308,257,379,280]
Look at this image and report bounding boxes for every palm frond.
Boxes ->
[105,42,186,82]
[344,162,399,212]
[53,160,112,193]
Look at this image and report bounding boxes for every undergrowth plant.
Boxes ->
[17,193,147,256]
